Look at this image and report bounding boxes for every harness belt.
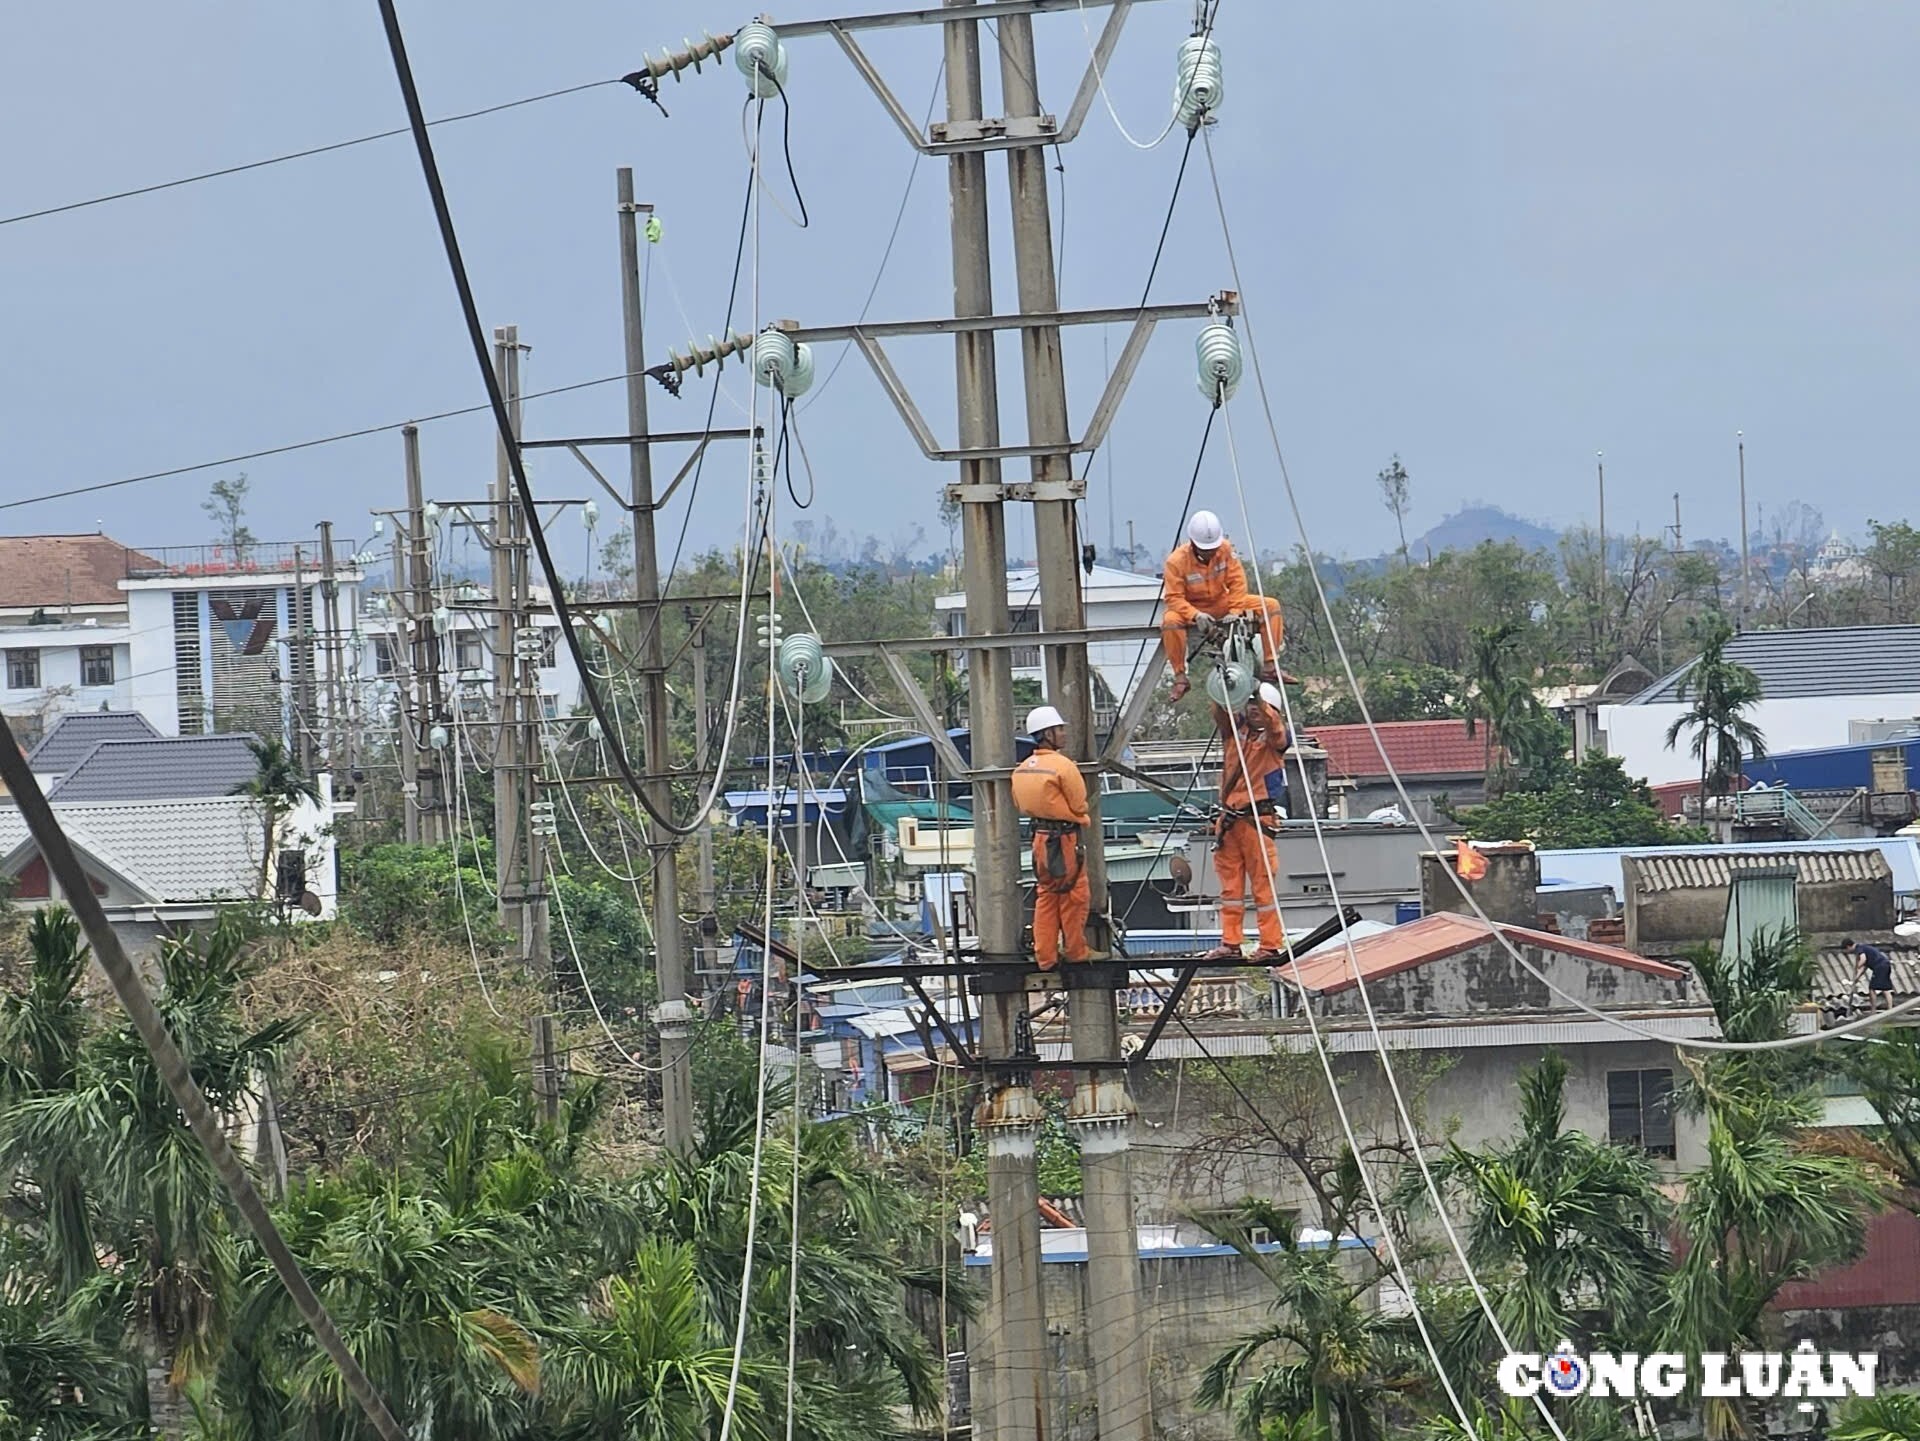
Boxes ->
[1032,818,1084,888]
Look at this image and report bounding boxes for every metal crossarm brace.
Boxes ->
[875,648,973,783]
[908,977,979,1069]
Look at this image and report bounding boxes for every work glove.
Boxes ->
[1192,613,1219,640]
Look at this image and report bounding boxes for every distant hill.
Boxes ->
[1407,506,1560,558]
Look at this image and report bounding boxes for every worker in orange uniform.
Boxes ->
[1205,682,1291,960]
[1162,509,1283,701]
[1012,704,1091,970]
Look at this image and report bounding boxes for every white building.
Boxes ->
[934,564,1160,718]
[354,582,584,727]
[0,534,151,742]
[1602,625,1920,785]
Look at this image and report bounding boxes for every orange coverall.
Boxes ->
[1012,744,1091,969]
[1161,537,1284,678]
[1212,700,1290,951]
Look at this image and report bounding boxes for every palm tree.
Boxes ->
[230,736,320,904]
[5,916,297,1438]
[1406,1051,1668,1367]
[1197,1199,1424,1441]
[1663,617,1766,819]
[1832,1393,1920,1441]
[0,908,99,1297]
[1463,623,1547,797]
[1662,930,1885,1441]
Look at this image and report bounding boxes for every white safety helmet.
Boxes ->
[1025,705,1067,735]
[1187,509,1225,549]
[1258,682,1284,711]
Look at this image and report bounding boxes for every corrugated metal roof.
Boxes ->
[1627,625,1920,704]
[45,733,261,802]
[1539,838,1920,898]
[1812,946,1920,1002]
[26,711,159,773]
[1271,911,1684,995]
[1624,849,1890,893]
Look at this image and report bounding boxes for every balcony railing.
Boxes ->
[125,542,363,580]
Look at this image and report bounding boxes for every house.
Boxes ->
[934,564,1160,720]
[1307,717,1491,820]
[356,582,584,730]
[1602,625,1920,786]
[0,717,337,951]
[23,710,161,787]
[120,541,365,745]
[0,535,158,741]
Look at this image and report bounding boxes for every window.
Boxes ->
[275,850,307,904]
[80,646,114,687]
[372,635,397,677]
[540,693,560,720]
[454,632,484,672]
[537,627,559,667]
[6,649,40,689]
[1608,1068,1675,1158]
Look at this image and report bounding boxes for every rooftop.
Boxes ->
[26,711,161,774]
[46,733,262,803]
[0,795,262,904]
[1272,910,1686,996]
[1307,718,1489,781]
[1626,625,1920,704]
[934,563,1159,609]
[0,534,158,611]
[1622,848,1892,894]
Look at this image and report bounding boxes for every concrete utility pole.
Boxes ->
[493,326,525,936]
[404,424,442,845]
[316,522,347,779]
[618,168,696,1155]
[392,516,421,846]
[290,545,315,774]
[941,8,1050,1437]
[1737,430,1750,630]
[692,616,721,985]
[998,16,1148,1438]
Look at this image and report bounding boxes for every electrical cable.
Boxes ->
[0,368,664,515]
[1216,398,1575,1441]
[0,78,623,229]
[801,60,946,412]
[374,0,766,843]
[767,73,810,231]
[1072,0,1221,151]
[545,833,662,1073]
[1194,124,1920,1053]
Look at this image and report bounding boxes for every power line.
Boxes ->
[0,78,623,230]
[0,369,643,514]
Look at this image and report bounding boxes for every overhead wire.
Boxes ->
[1193,123,1920,1052]
[1215,396,1573,1440]
[0,77,624,229]
[1071,0,1221,152]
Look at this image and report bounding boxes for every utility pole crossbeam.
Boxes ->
[618,168,696,1156]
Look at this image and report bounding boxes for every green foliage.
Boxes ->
[1832,1392,1920,1441]
[1459,750,1706,848]
[339,840,507,948]
[202,474,255,557]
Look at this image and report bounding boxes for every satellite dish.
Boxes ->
[298,891,324,917]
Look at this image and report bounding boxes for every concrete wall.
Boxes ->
[1344,777,1482,823]
[1604,692,1920,785]
[1130,1034,1703,1219]
[1624,869,1896,955]
[0,625,135,719]
[1421,845,1541,926]
[1314,939,1689,1021]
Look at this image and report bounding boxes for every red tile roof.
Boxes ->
[1306,719,1491,781]
[1274,910,1685,996]
[0,535,155,610]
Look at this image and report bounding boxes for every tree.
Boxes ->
[230,737,320,903]
[2,915,297,1438]
[1661,931,1886,1441]
[1459,751,1704,848]
[1462,623,1552,797]
[1197,1196,1425,1441]
[1662,617,1766,817]
[1865,519,1920,622]
[1377,456,1412,564]
[202,474,257,559]
[1404,1051,1668,1369]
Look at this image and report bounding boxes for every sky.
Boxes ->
[2,1,1916,572]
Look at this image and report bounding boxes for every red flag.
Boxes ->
[1455,839,1488,882]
